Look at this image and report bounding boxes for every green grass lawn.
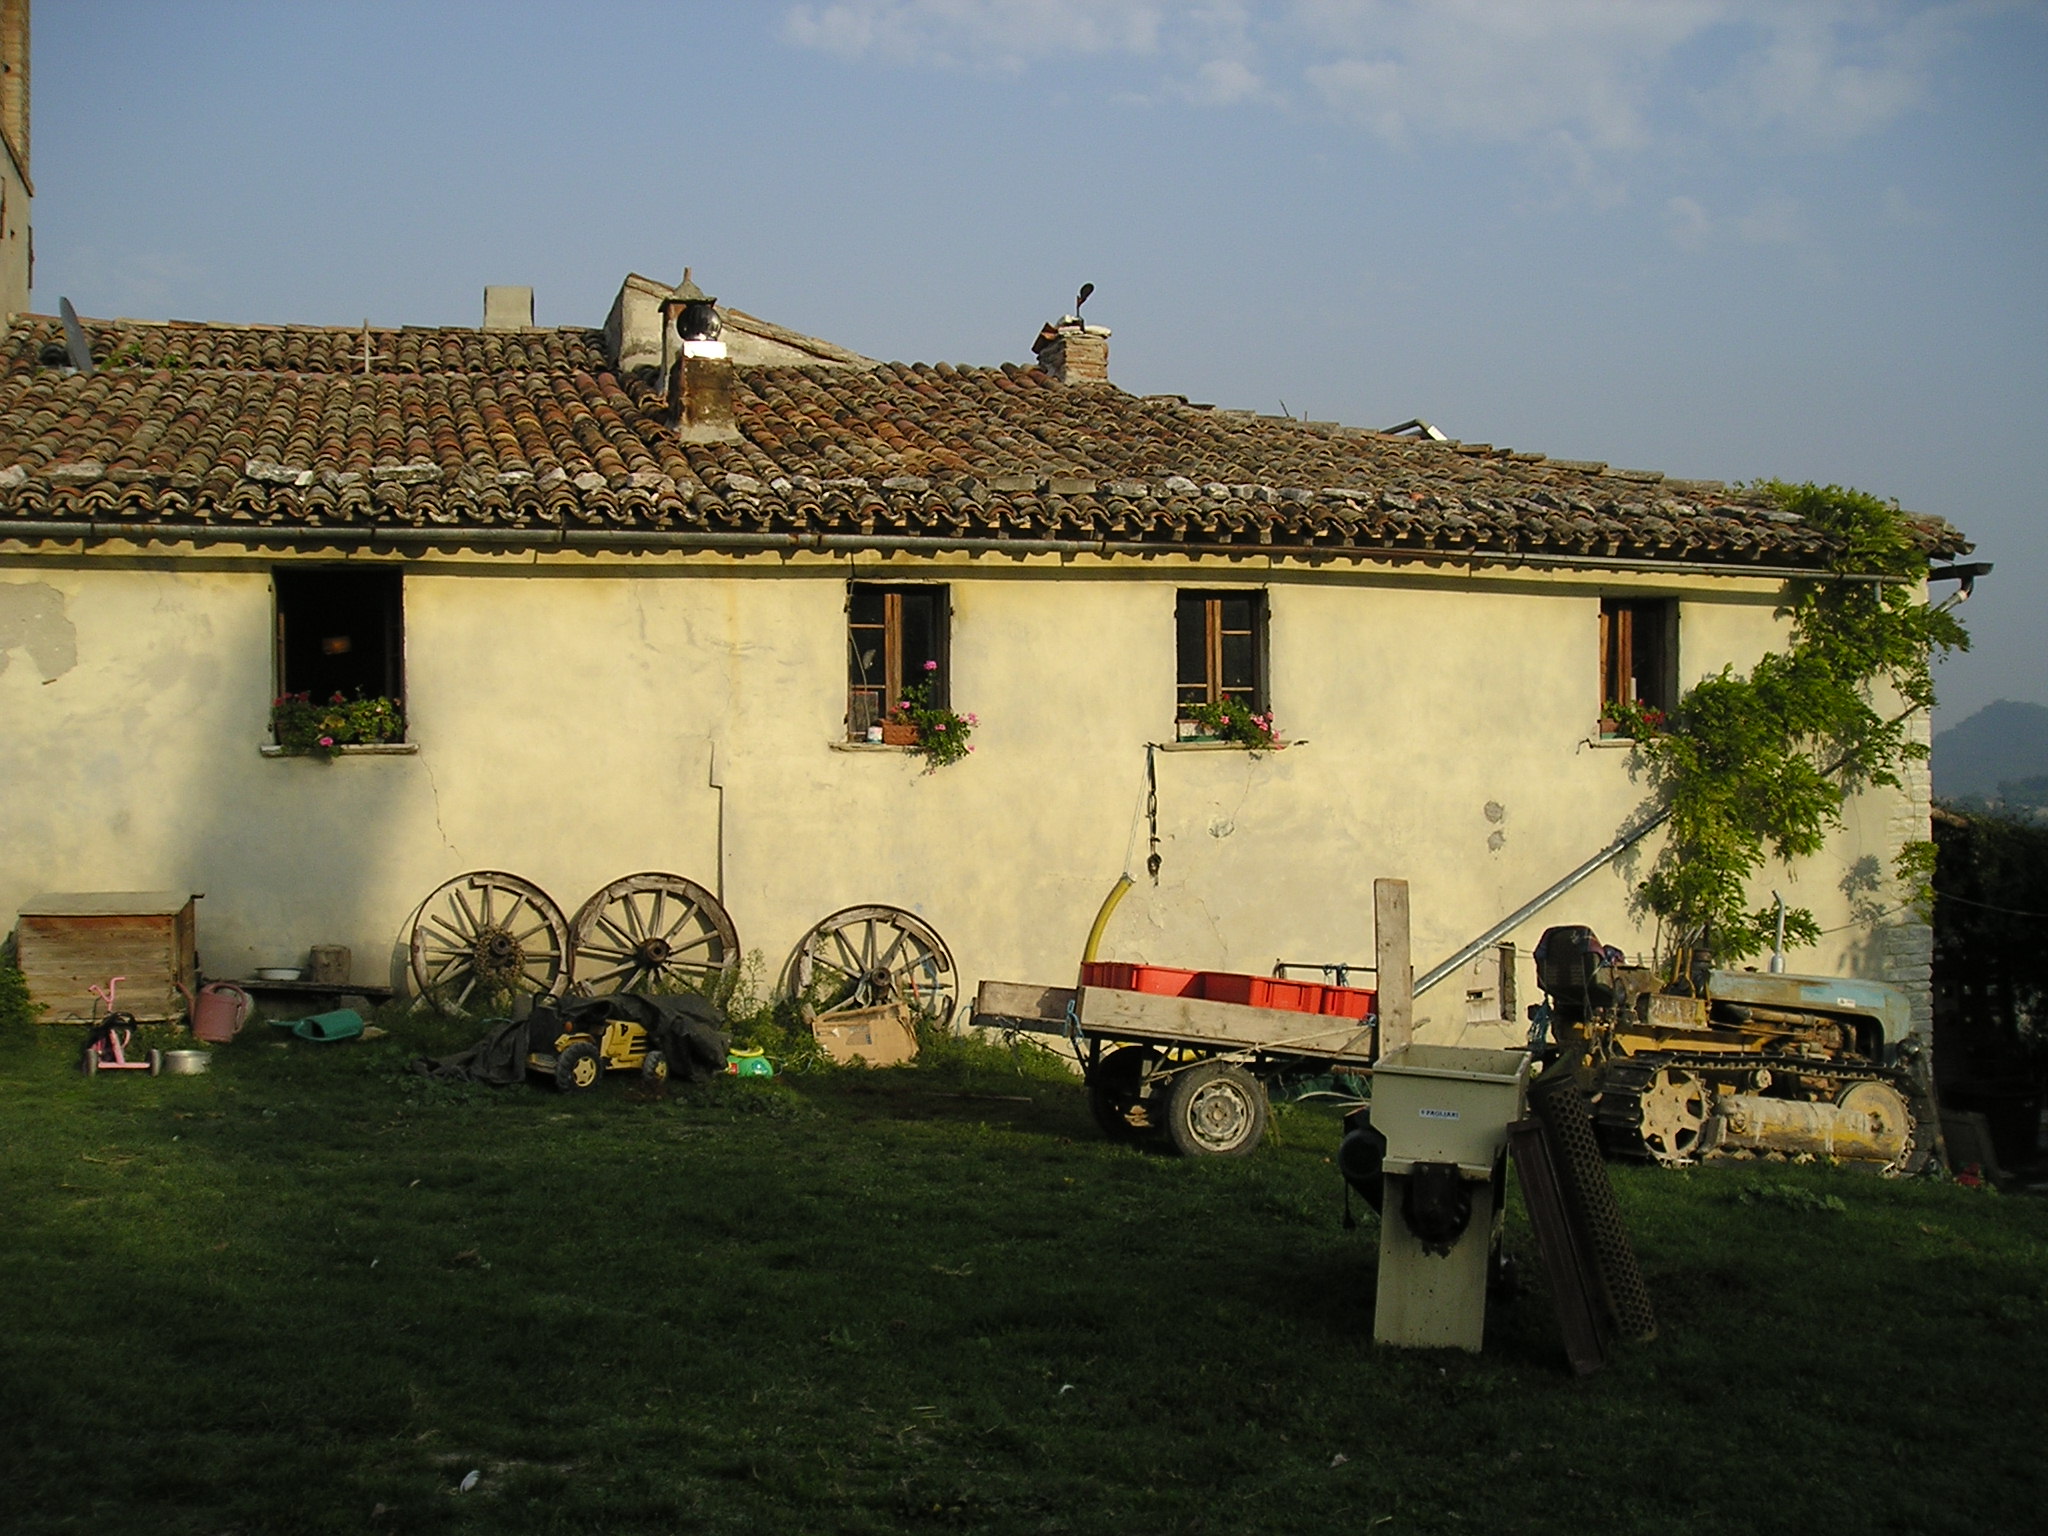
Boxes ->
[2,1015,2043,1536]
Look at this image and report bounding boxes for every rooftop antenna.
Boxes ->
[1074,281,1094,323]
[58,298,97,375]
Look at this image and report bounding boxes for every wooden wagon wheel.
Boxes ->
[408,871,571,1010]
[567,872,739,998]
[780,905,957,1026]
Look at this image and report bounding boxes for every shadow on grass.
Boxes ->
[3,1019,2045,1535]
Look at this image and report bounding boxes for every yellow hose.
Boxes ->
[1082,875,1135,966]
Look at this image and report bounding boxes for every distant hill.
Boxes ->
[1933,700,2048,800]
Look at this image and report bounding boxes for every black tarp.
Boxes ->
[412,991,729,1085]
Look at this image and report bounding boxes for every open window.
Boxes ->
[1176,590,1268,722]
[1599,597,1675,733]
[847,582,948,738]
[274,567,405,737]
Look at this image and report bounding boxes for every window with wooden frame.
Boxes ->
[274,567,405,731]
[1175,590,1268,721]
[1598,597,1676,733]
[847,583,948,739]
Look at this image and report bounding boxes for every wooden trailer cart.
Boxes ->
[977,976,1381,1155]
[973,880,1418,1157]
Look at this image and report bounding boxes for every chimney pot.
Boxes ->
[663,280,739,439]
[483,285,534,331]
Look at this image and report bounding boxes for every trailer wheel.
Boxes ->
[1088,1046,1163,1140]
[555,1039,603,1092]
[1163,1061,1267,1158]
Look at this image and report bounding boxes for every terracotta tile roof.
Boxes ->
[0,313,1966,568]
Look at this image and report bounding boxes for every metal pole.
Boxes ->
[1414,807,1672,997]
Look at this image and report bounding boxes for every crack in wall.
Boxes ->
[421,754,456,853]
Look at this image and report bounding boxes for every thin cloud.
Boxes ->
[1881,184,1938,227]
[1299,0,1716,151]
[782,0,1967,154]
[1734,193,1806,246]
[781,1,1167,71]
[1700,4,1960,145]
[1659,192,1820,254]
[1664,194,1714,250]
[1181,54,1273,105]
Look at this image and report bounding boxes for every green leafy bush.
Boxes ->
[1611,482,1968,960]
[1179,699,1282,748]
[887,661,977,768]
[270,691,405,754]
[0,960,42,1029]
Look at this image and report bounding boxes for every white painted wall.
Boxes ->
[0,550,1931,1039]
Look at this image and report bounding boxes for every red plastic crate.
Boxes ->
[1079,961,1136,990]
[1199,972,1326,1013]
[1262,977,1326,1013]
[1082,962,1202,997]
[1198,971,1257,1005]
[1131,965,1202,997]
[1320,984,1377,1020]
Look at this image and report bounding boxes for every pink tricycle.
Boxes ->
[79,976,161,1077]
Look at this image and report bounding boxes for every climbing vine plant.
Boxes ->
[1610,481,1969,961]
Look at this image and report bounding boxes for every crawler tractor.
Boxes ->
[1532,925,1930,1170]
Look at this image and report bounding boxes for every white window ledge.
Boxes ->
[829,740,918,753]
[1158,740,1300,753]
[260,743,419,758]
[1584,736,1640,751]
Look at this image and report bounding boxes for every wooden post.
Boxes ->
[1374,878,1412,1057]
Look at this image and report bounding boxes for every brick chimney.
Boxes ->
[1032,316,1110,383]
[665,272,739,442]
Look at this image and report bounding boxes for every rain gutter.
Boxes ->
[0,520,1901,583]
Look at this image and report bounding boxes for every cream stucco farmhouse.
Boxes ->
[0,267,1967,1044]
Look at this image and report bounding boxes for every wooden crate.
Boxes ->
[14,892,199,1023]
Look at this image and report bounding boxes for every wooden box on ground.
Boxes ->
[813,1001,919,1067]
[14,891,198,1023]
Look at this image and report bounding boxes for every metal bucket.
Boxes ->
[162,1050,212,1075]
[190,983,252,1044]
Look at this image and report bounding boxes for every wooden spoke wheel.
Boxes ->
[408,870,571,1011]
[780,905,957,1026]
[568,872,739,998]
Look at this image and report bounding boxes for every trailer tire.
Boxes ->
[1089,1046,1162,1140]
[1163,1061,1267,1158]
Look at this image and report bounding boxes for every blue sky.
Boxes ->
[29,1,2046,723]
